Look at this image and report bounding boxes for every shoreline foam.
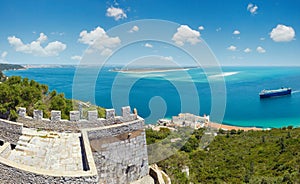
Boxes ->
[111,66,200,74]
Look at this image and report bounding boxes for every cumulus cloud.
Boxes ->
[129,25,139,33]
[260,37,265,41]
[247,3,258,14]
[233,30,240,35]
[78,26,121,56]
[160,56,173,61]
[244,48,251,53]
[172,25,201,46]
[106,6,127,20]
[71,55,82,61]
[270,24,295,42]
[227,45,237,51]
[144,43,153,48]
[37,33,47,43]
[256,46,266,53]
[7,33,66,57]
[198,26,204,30]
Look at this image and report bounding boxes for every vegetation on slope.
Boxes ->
[0,76,105,121]
[0,63,24,82]
[0,63,24,71]
[146,127,300,183]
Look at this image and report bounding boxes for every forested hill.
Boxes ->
[146,127,300,183]
[0,63,25,81]
[0,63,24,71]
[0,76,105,121]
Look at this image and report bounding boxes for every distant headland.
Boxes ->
[0,63,24,71]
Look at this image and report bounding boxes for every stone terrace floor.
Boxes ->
[6,128,83,171]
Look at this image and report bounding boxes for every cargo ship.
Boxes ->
[259,87,292,98]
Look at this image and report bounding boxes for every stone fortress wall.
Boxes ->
[0,119,23,144]
[0,106,149,184]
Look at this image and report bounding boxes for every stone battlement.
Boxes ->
[17,106,139,132]
[18,106,137,124]
[0,106,149,184]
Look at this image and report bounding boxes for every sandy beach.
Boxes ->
[206,122,262,131]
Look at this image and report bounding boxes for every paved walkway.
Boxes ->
[6,128,83,171]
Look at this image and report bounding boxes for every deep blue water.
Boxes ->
[5,66,300,128]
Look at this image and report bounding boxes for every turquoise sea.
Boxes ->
[4,66,300,128]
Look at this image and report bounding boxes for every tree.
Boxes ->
[230,129,237,135]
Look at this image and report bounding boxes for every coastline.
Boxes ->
[5,66,300,129]
[206,121,262,131]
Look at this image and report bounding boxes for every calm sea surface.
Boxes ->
[5,66,300,128]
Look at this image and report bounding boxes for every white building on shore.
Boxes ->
[171,113,209,129]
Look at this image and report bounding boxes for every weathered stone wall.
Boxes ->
[0,126,99,184]
[17,106,138,132]
[87,119,144,139]
[17,117,81,132]
[0,106,150,183]
[87,119,149,184]
[0,143,11,158]
[0,161,98,184]
[0,119,22,144]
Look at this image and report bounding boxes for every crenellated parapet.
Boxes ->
[16,106,139,132]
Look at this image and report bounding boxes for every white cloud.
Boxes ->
[160,56,173,61]
[244,48,251,53]
[7,33,66,57]
[129,25,139,33]
[260,37,265,41]
[144,43,153,48]
[198,26,204,31]
[37,33,47,43]
[247,3,258,14]
[78,26,121,56]
[227,45,237,51]
[44,41,67,56]
[106,6,127,20]
[233,30,240,35]
[256,46,266,53]
[270,24,295,42]
[172,25,201,46]
[71,55,82,61]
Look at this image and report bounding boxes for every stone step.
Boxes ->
[15,145,35,156]
[17,140,31,147]
[15,145,31,152]
[22,128,48,137]
[19,135,32,142]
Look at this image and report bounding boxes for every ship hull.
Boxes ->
[259,89,292,98]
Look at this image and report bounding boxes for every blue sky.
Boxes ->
[0,0,299,66]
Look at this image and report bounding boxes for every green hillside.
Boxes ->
[0,63,24,81]
[0,76,105,121]
[147,127,300,183]
[0,63,24,71]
